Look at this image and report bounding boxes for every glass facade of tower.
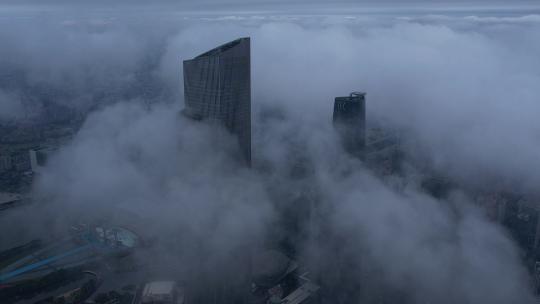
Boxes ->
[183,38,251,165]
[333,92,366,159]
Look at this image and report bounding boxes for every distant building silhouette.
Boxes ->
[365,125,402,175]
[333,92,366,159]
[182,37,251,165]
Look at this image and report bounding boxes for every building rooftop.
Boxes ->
[143,281,176,296]
[281,281,320,304]
[251,250,298,287]
[93,226,139,248]
[195,37,250,58]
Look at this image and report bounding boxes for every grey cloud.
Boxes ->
[31,101,275,282]
[0,90,24,121]
[2,10,539,303]
[0,18,181,126]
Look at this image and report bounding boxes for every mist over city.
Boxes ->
[1,1,540,304]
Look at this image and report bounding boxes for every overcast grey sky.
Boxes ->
[3,0,539,8]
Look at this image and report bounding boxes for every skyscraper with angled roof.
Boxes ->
[183,37,251,165]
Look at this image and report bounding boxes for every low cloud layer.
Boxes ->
[1,9,539,303]
[0,90,24,121]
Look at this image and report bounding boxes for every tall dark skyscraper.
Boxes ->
[183,37,251,165]
[333,92,366,159]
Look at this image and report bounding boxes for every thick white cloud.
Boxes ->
[155,14,540,190]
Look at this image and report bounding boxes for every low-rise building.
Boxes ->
[140,281,185,304]
[250,250,319,304]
